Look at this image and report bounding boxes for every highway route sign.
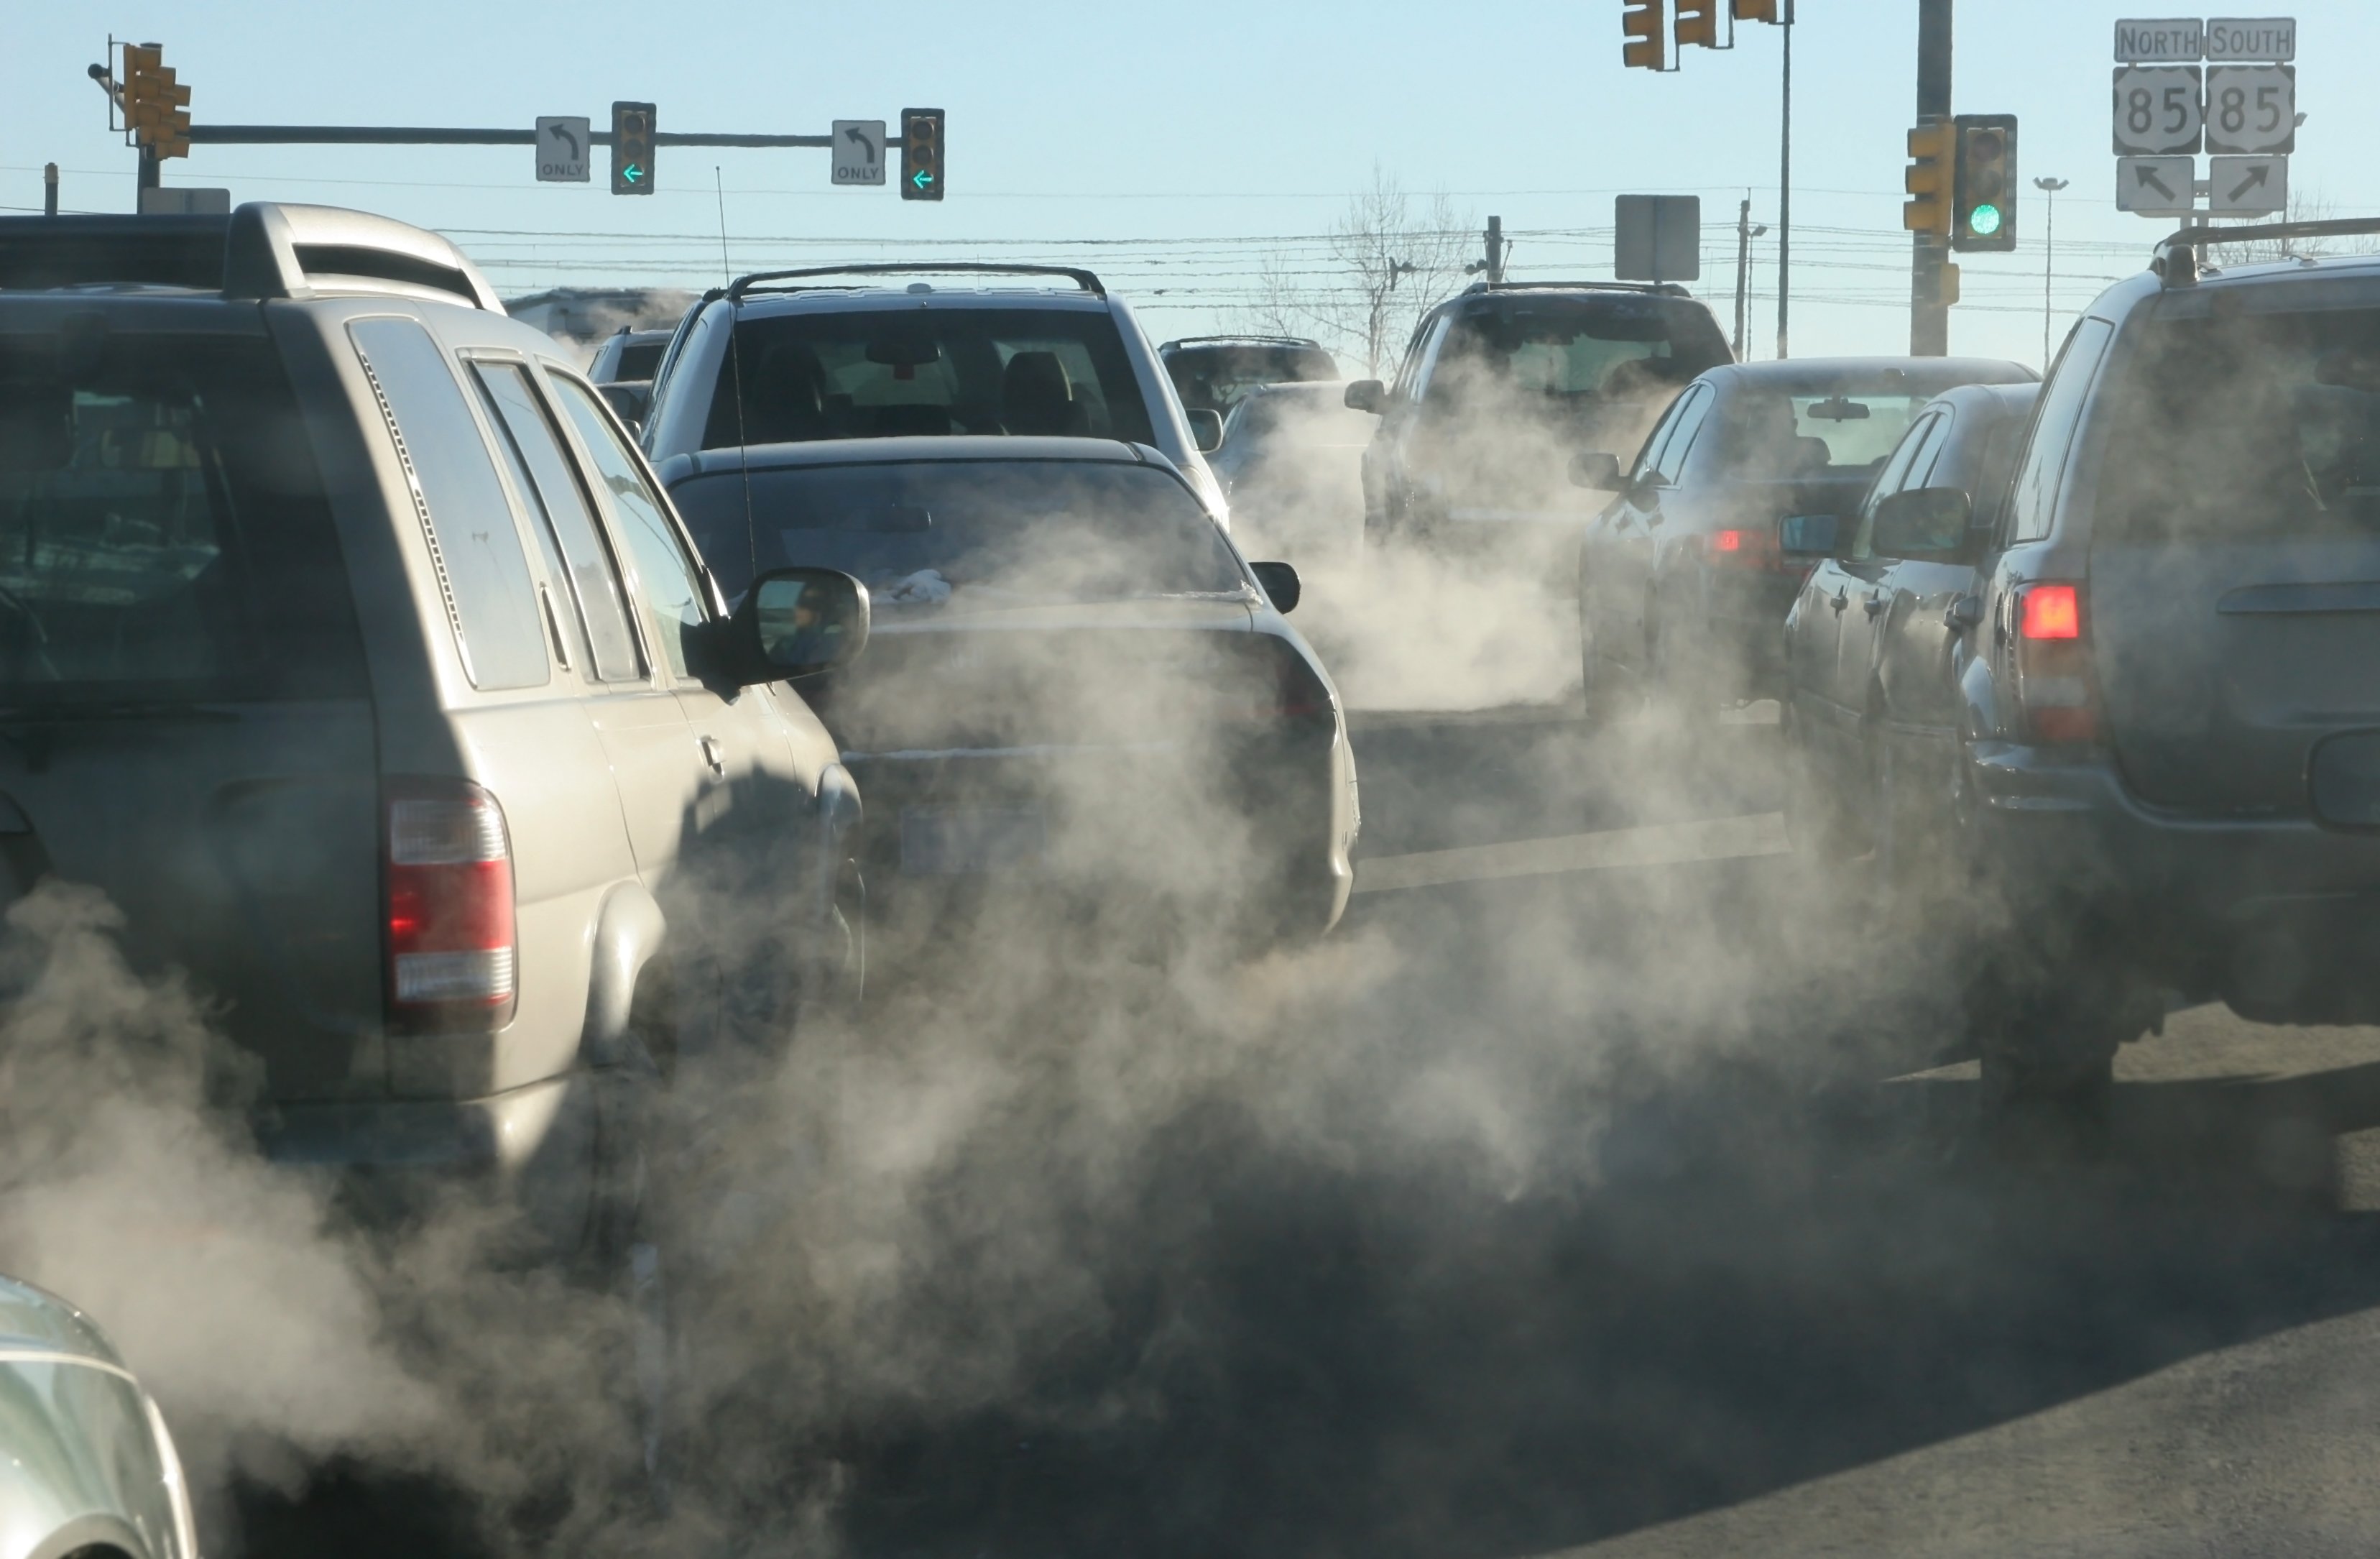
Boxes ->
[536,116,590,183]
[831,120,886,186]
[2116,155,2197,216]
[2209,152,2287,214]
[2113,65,2203,155]
[2113,18,2205,62]
[2203,64,2295,153]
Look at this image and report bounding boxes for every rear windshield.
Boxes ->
[1436,297,1730,407]
[703,307,1155,449]
[1166,345,1339,412]
[672,459,1243,609]
[614,341,665,381]
[2095,305,2380,542]
[0,329,362,703]
[1707,392,1934,479]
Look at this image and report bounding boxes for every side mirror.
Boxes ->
[1778,512,1841,558]
[1250,560,1301,615]
[598,380,651,433]
[1343,379,1386,415]
[1869,487,1975,561]
[1569,451,1625,492]
[1188,407,1225,454]
[709,567,871,686]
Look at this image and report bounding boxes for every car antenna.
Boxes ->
[716,165,757,589]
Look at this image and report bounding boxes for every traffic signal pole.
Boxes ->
[1911,0,1954,356]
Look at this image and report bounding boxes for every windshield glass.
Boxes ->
[1435,297,1729,407]
[2095,305,2380,541]
[1708,391,1933,478]
[1166,344,1340,412]
[672,458,1243,608]
[702,306,1155,449]
[0,330,362,702]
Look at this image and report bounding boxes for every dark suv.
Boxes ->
[1347,281,1732,549]
[1867,221,2380,1109]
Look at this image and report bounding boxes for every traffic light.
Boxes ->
[900,108,945,201]
[1676,0,1720,48]
[610,101,655,196]
[1733,0,1781,19]
[1903,120,1953,238]
[120,43,190,161]
[1622,1,1664,70]
[1952,114,2019,252]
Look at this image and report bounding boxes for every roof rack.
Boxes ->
[0,201,501,311]
[1158,334,1324,351]
[726,262,1104,302]
[1462,279,1694,298]
[2152,216,2380,288]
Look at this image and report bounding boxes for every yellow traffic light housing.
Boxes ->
[1622,1,1665,70]
[1676,0,1720,48]
[1904,121,1953,238]
[120,43,191,161]
[1952,114,2019,253]
[1733,0,1781,19]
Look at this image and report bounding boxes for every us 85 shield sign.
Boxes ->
[2112,65,2203,156]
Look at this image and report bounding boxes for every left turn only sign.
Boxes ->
[537,116,591,183]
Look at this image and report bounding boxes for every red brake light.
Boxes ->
[1713,529,1744,553]
[2021,582,2082,640]
[1708,526,1786,571]
[386,781,516,1028]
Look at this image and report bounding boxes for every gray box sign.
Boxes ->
[2207,16,2294,60]
[2114,17,2205,61]
[1614,194,1701,283]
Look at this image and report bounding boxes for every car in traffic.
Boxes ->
[655,436,1359,952]
[1207,380,1379,561]
[0,203,868,1440]
[1781,380,2040,878]
[1834,224,2380,1113]
[589,324,673,385]
[1347,280,1732,553]
[640,263,1234,528]
[1159,334,1340,415]
[1572,357,2036,718]
[0,1277,199,1559]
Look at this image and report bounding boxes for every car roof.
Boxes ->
[672,434,1179,479]
[1926,380,2042,418]
[716,287,1113,321]
[1706,356,2037,394]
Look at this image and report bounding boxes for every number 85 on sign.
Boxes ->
[2113,65,2202,155]
[2205,65,2295,155]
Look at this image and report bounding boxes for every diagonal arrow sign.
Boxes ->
[2228,163,2271,203]
[2136,165,2176,201]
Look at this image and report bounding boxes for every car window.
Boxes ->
[1630,384,1698,482]
[1705,390,1934,480]
[0,332,366,702]
[641,305,714,449]
[702,307,1155,448]
[551,375,709,679]
[1904,405,1958,487]
[1850,410,1945,562]
[472,362,642,682]
[349,318,548,691]
[1391,317,1447,403]
[1653,383,1714,484]
[2007,318,2114,542]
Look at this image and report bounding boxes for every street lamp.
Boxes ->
[2033,176,2070,369]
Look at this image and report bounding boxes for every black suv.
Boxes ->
[1347,281,1732,549]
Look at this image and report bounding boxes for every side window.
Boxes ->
[1904,407,1957,488]
[1653,384,1715,484]
[2006,318,2114,542]
[349,318,548,691]
[640,305,712,451]
[1407,317,1455,403]
[550,375,709,679]
[1852,410,1944,561]
[472,362,643,682]
[1629,387,1693,482]
[1391,317,1444,402]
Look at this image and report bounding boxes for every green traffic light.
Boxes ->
[1969,203,2003,236]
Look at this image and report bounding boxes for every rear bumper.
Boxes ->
[1971,740,2380,1020]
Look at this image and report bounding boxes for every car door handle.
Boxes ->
[698,735,727,777]
[1863,593,1888,618]
[1829,590,1849,615]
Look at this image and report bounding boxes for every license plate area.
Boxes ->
[900,805,1046,875]
[2310,730,2380,829]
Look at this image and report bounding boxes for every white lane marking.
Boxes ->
[1353,811,1790,895]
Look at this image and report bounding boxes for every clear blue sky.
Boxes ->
[6,1,2374,370]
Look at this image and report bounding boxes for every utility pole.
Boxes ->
[1732,196,1767,360]
[42,165,57,217]
[1776,0,1794,359]
[2033,175,2068,368]
[1911,0,1954,356]
[1467,216,1509,284]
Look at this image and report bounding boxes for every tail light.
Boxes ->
[2014,581,2100,744]
[1222,637,1334,727]
[385,780,516,1029]
[1708,526,1794,573]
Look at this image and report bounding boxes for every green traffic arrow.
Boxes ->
[624,163,644,183]
[911,167,933,190]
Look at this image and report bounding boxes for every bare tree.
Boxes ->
[1235,168,1472,377]
[2221,188,2380,264]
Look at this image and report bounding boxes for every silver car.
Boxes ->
[0,1277,198,1559]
